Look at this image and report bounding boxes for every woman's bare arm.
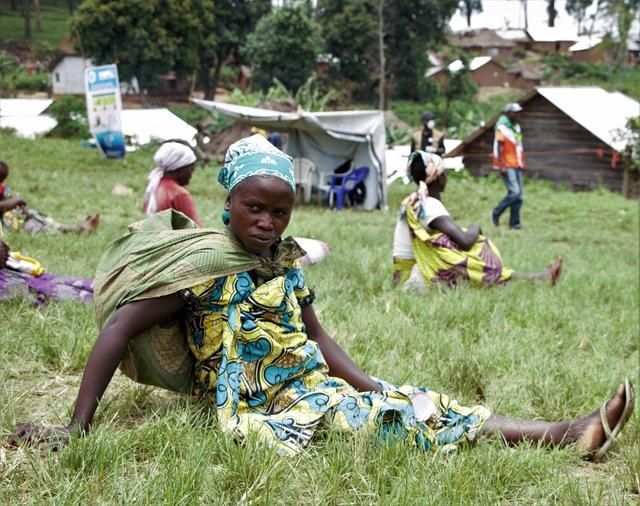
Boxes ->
[9,294,186,445]
[429,215,481,251]
[301,304,382,392]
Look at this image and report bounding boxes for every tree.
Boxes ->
[547,0,557,26]
[21,0,31,40]
[316,0,378,101]
[438,57,478,128]
[33,0,41,32]
[72,0,214,91]
[458,0,483,27]
[614,116,640,197]
[317,0,456,105]
[565,0,592,33]
[383,0,457,103]
[242,6,323,93]
[203,0,270,100]
[596,0,639,67]
[520,0,529,29]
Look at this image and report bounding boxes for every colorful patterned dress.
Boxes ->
[393,203,512,288]
[181,265,490,455]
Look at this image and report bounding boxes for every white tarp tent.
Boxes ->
[193,99,387,210]
[0,101,196,147]
[0,98,56,139]
[121,108,197,146]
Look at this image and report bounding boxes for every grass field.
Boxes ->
[0,133,638,504]
[0,5,70,46]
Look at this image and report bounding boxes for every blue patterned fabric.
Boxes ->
[181,265,491,455]
[218,134,295,192]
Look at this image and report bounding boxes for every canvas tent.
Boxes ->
[120,108,197,146]
[0,101,196,148]
[193,99,387,210]
[0,99,57,139]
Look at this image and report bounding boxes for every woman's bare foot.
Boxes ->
[568,380,635,461]
[545,257,563,286]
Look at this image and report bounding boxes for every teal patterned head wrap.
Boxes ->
[218,134,295,193]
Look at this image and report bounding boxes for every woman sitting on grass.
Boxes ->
[0,240,93,304]
[10,136,634,462]
[143,141,202,227]
[0,161,99,235]
[392,151,562,290]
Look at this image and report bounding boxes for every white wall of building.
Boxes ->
[50,56,92,95]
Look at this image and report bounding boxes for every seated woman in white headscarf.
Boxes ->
[392,151,562,290]
[143,141,202,227]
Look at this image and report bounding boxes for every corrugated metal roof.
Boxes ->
[450,56,492,72]
[449,28,514,48]
[569,36,603,52]
[426,56,493,77]
[526,26,578,42]
[496,29,528,41]
[537,87,639,151]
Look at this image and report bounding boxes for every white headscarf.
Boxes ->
[144,142,197,216]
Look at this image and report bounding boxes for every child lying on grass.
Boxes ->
[0,161,99,235]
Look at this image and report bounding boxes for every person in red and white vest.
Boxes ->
[491,103,526,230]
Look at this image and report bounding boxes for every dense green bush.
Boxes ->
[14,72,49,91]
[46,95,90,139]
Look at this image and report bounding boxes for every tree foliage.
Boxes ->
[317,0,457,104]
[242,6,323,93]
[565,0,592,33]
[202,0,271,99]
[458,0,483,27]
[316,0,378,101]
[71,0,215,90]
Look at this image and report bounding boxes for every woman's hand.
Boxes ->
[7,423,71,449]
[9,294,186,446]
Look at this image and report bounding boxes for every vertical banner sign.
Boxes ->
[85,64,125,158]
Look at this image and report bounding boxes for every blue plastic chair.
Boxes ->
[327,166,369,210]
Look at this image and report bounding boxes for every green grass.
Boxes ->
[0,5,70,46]
[0,133,638,504]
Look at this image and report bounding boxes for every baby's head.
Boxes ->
[408,151,445,192]
[0,161,9,183]
[219,135,296,255]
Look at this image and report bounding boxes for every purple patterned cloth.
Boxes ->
[0,268,93,305]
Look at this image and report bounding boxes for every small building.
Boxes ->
[49,54,92,95]
[525,26,577,53]
[449,29,516,59]
[496,29,529,52]
[570,36,607,63]
[505,67,542,89]
[446,87,640,195]
[426,56,534,89]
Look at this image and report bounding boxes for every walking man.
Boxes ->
[492,103,525,229]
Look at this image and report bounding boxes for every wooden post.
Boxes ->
[377,0,385,111]
[622,156,630,198]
